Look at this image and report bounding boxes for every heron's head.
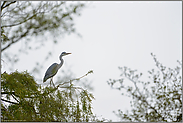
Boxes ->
[59,52,71,60]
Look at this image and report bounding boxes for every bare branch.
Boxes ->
[11,93,20,103]
[57,70,93,88]
[1,98,19,105]
[1,92,15,95]
[1,1,7,10]
[1,1,16,11]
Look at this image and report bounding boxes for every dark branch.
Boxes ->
[1,1,7,10]
[1,1,16,11]
[1,91,36,98]
[1,98,19,105]
[1,92,15,95]
[11,94,20,103]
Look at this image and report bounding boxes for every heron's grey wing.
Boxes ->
[43,63,58,82]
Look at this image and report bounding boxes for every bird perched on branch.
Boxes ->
[43,52,71,87]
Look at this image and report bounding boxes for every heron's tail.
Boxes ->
[43,76,47,82]
[43,74,51,82]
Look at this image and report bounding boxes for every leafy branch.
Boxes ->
[107,53,182,122]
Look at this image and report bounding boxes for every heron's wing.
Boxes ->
[43,63,58,82]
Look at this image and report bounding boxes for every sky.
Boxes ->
[1,1,182,121]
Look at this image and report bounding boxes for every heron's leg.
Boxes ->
[50,78,52,86]
[52,80,56,88]
[51,78,56,88]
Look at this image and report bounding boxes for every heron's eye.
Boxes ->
[62,52,66,56]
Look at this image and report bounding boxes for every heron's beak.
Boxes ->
[66,53,71,55]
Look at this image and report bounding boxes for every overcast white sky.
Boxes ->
[2,1,182,121]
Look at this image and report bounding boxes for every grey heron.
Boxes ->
[43,52,71,87]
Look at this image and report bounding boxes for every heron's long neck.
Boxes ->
[58,58,64,69]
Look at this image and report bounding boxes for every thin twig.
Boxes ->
[57,70,93,88]
[125,75,162,118]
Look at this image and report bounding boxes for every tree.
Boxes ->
[1,1,93,92]
[1,1,107,121]
[1,1,84,71]
[107,53,182,122]
[1,1,84,52]
[1,70,108,121]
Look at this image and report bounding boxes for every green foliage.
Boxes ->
[1,1,84,51]
[1,1,85,71]
[1,1,94,93]
[107,53,182,122]
[1,2,105,121]
[1,70,106,122]
[1,71,39,97]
